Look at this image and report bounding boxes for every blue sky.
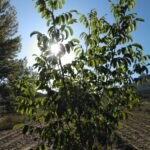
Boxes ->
[11,0,150,66]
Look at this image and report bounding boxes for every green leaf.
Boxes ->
[79,15,89,28]
[136,18,144,22]
[132,43,143,49]
[58,0,63,9]
[66,26,73,35]
[68,18,77,24]
[71,38,79,43]
[30,31,42,37]
[70,9,79,13]
[60,15,65,24]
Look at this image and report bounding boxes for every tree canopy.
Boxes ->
[15,0,149,149]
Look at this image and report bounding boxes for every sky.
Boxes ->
[11,0,150,66]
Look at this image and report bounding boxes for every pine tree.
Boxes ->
[0,0,21,83]
[0,0,21,113]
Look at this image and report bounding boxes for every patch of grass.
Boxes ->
[0,114,27,131]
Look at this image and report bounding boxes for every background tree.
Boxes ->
[0,0,21,81]
[0,0,22,112]
[16,0,149,149]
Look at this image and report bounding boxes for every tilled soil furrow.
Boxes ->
[0,129,22,141]
[0,131,23,149]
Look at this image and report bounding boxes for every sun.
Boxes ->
[51,43,61,56]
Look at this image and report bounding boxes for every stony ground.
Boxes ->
[0,128,37,150]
